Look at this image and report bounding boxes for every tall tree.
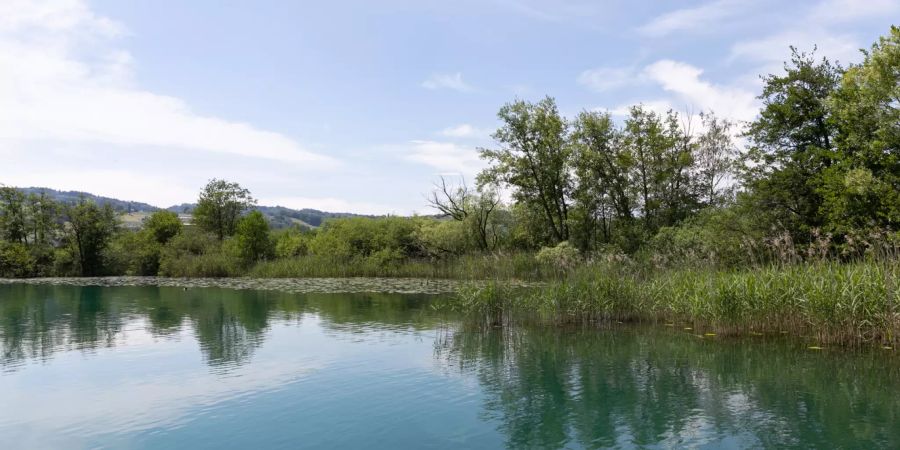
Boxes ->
[64,199,118,276]
[479,97,572,243]
[742,47,842,237]
[694,112,737,207]
[570,111,635,250]
[0,186,28,244]
[825,26,900,230]
[193,179,257,240]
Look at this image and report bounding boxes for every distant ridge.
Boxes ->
[14,187,370,229]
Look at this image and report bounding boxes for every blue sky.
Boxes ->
[1,0,896,214]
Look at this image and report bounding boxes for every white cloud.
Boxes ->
[403,140,484,176]
[439,124,491,139]
[577,66,637,92]
[640,59,759,122]
[637,0,749,37]
[421,72,475,92]
[729,30,862,67]
[0,0,333,166]
[810,0,899,24]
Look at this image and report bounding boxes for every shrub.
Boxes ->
[536,241,580,271]
[0,241,35,277]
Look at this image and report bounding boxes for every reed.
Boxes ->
[450,260,900,346]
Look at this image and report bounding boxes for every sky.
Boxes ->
[0,0,896,214]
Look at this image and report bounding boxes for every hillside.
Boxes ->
[15,187,367,229]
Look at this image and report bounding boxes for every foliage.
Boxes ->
[235,211,274,264]
[0,241,35,277]
[144,210,183,244]
[193,179,257,240]
[158,227,240,277]
[479,97,572,244]
[63,199,118,276]
[274,227,314,258]
[535,241,580,272]
[308,216,423,263]
[105,230,162,276]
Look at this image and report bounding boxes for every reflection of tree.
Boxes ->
[0,285,441,371]
[436,326,900,449]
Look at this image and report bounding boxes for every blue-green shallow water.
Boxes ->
[1,284,898,449]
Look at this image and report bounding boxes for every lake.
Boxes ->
[1,282,898,449]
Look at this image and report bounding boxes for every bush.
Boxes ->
[308,217,423,260]
[159,227,241,277]
[274,227,313,258]
[536,241,580,271]
[105,230,162,275]
[0,241,36,277]
[235,211,274,264]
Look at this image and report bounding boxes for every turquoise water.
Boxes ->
[1,283,898,449]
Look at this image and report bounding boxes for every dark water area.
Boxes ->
[1,283,898,449]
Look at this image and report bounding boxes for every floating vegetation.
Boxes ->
[0,276,535,295]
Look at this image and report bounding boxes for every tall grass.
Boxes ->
[248,253,561,280]
[451,260,900,346]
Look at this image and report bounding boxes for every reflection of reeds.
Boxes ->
[451,260,900,346]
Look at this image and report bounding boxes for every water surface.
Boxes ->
[1,283,898,449]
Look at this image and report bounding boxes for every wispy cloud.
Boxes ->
[577,66,638,92]
[614,59,759,124]
[421,72,475,92]
[810,0,900,24]
[0,0,333,166]
[637,0,750,37]
[439,124,491,139]
[403,140,484,176]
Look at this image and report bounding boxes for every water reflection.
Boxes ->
[1,284,899,449]
[0,284,437,371]
[436,326,900,448]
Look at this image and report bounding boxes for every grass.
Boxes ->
[447,260,900,346]
[247,253,561,280]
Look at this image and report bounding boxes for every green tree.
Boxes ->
[570,111,635,250]
[825,26,900,230]
[144,210,183,244]
[0,186,28,244]
[427,177,502,252]
[63,198,118,276]
[694,112,737,207]
[742,47,842,238]
[479,97,572,244]
[235,211,273,264]
[25,191,59,249]
[193,179,257,240]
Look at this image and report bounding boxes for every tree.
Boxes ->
[742,47,842,238]
[824,26,900,230]
[427,177,501,252]
[144,210,183,244]
[694,112,737,207]
[64,198,118,276]
[570,111,635,250]
[193,179,257,240]
[235,211,273,264]
[479,97,572,244]
[25,191,59,249]
[0,186,28,244]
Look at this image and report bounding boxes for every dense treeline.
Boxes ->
[0,27,897,280]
